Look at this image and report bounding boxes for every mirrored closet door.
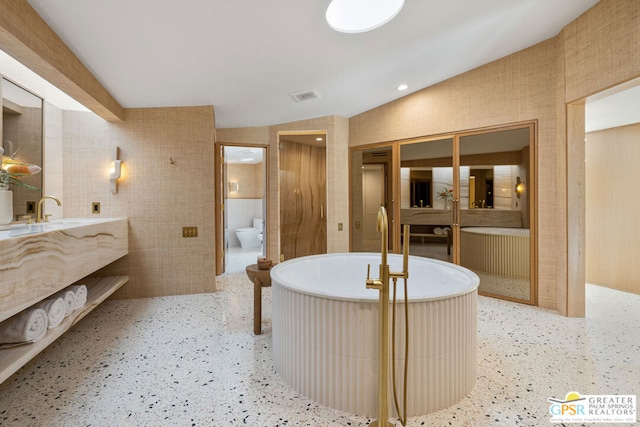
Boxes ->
[458,126,534,303]
[399,137,454,263]
[350,123,536,305]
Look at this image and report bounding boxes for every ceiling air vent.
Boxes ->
[290,89,321,103]
[372,151,388,157]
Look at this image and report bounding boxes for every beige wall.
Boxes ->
[585,123,640,295]
[563,0,640,103]
[63,106,217,299]
[43,101,64,219]
[226,163,263,199]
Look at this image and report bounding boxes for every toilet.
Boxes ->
[235,218,263,249]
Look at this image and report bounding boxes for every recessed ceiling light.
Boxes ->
[316,137,323,141]
[326,0,404,34]
[397,83,408,91]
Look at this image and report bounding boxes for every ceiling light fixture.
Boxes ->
[326,0,404,34]
[397,83,408,91]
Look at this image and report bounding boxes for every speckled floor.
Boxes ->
[0,275,638,427]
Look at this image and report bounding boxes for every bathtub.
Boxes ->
[460,227,530,278]
[271,253,479,417]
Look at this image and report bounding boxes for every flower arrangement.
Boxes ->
[437,187,453,200]
[0,146,42,191]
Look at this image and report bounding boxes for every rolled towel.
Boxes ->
[37,297,66,329]
[57,290,76,317]
[68,285,88,310]
[0,308,48,346]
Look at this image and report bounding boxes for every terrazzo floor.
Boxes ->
[0,274,638,427]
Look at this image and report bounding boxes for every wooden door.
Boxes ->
[279,140,326,260]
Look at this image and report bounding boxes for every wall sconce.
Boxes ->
[228,181,239,193]
[110,146,122,194]
[515,176,525,198]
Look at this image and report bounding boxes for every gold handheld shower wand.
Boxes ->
[365,206,410,427]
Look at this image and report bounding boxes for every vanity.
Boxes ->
[0,217,128,383]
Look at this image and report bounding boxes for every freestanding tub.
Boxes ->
[271,253,479,417]
[460,227,530,279]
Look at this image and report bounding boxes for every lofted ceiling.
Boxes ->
[25,0,600,129]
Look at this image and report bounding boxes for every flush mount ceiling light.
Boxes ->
[396,83,408,91]
[326,0,404,33]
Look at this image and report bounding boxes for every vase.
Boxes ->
[0,190,13,225]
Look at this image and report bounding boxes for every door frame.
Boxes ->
[214,141,269,275]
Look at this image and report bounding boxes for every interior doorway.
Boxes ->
[217,144,267,274]
[278,132,327,261]
[584,78,640,298]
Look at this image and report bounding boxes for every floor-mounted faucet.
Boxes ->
[365,206,409,427]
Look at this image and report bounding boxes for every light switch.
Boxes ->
[182,226,198,237]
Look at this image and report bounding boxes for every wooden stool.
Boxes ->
[245,264,272,334]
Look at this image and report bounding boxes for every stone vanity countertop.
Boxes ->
[0,217,129,322]
[0,217,125,241]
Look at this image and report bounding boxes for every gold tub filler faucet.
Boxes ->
[365,206,410,427]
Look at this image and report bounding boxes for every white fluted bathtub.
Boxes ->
[460,227,530,278]
[271,253,479,417]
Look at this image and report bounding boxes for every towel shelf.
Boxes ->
[0,276,129,384]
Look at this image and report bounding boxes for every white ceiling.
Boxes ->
[224,146,264,164]
[25,0,601,129]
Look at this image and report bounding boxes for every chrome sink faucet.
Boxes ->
[36,196,61,223]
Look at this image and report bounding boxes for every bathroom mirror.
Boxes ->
[409,170,431,208]
[2,77,44,219]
